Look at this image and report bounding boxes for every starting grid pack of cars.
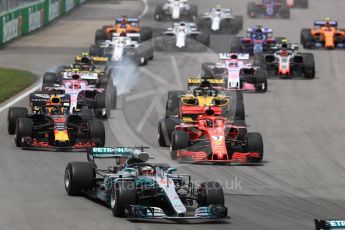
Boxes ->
[5,0,345,226]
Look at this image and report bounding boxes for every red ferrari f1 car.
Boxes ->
[169,109,263,163]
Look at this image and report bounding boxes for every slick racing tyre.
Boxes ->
[166,90,184,117]
[231,37,243,52]
[279,6,290,19]
[95,93,111,119]
[64,162,94,196]
[170,130,190,160]
[255,68,268,92]
[42,72,57,90]
[195,33,210,47]
[188,5,198,21]
[303,53,315,79]
[247,2,258,18]
[88,119,105,147]
[154,4,164,21]
[89,44,101,56]
[247,132,264,162]
[110,181,137,217]
[158,118,179,147]
[8,107,28,134]
[15,117,33,147]
[95,29,107,43]
[198,181,225,206]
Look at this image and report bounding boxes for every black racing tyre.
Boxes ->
[158,118,179,147]
[95,29,107,43]
[89,44,100,56]
[247,132,264,162]
[188,5,198,20]
[300,28,314,49]
[171,130,189,150]
[195,33,210,47]
[154,4,164,21]
[110,181,137,217]
[8,107,28,134]
[279,6,290,19]
[42,72,57,90]
[303,53,315,79]
[140,27,153,42]
[94,93,110,119]
[198,181,225,206]
[170,130,189,160]
[97,74,110,89]
[247,2,258,18]
[231,37,242,52]
[197,18,211,31]
[255,68,268,92]
[166,90,185,117]
[111,85,117,109]
[64,162,94,196]
[15,117,33,147]
[88,119,105,147]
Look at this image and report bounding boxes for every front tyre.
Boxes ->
[64,162,94,196]
[110,181,137,217]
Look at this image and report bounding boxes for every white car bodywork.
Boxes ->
[202,8,233,31]
[164,22,200,48]
[99,34,140,61]
[162,0,190,20]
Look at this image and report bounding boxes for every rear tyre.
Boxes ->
[8,107,28,134]
[64,162,94,196]
[247,2,258,18]
[166,90,185,117]
[88,119,105,147]
[303,53,315,79]
[188,5,198,21]
[255,69,268,92]
[15,117,33,147]
[154,4,164,21]
[89,44,100,56]
[110,181,137,217]
[247,132,264,162]
[42,72,57,90]
[95,29,107,43]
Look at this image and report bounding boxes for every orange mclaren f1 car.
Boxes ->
[301,18,345,49]
[94,16,152,43]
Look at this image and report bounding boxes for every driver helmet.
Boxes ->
[281,38,289,49]
[141,166,155,175]
[206,119,213,127]
[46,106,63,115]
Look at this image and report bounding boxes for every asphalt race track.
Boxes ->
[1,0,345,229]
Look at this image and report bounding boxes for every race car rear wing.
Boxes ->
[87,147,149,161]
[187,78,225,88]
[219,53,250,60]
[29,93,71,108]
[315,219,345,230]
[314,20,338,27]
[115,17,139,23]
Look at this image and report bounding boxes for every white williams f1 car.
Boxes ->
[154,0,197,21]
[155,22,209,51]
[90,34,154,66]
[198,7,243,34]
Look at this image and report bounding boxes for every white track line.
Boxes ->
[139,0,149,19]
[0,0,149,113]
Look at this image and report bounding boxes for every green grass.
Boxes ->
[0,68,36,103]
